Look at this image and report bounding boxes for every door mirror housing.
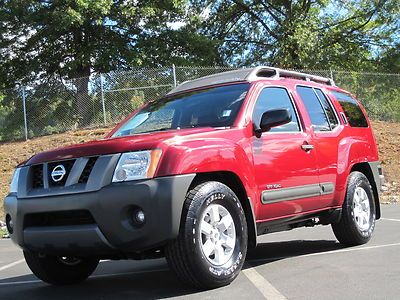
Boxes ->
[259,109,291,133]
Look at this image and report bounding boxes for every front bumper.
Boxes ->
[4,174,195,256]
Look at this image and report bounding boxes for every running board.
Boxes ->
[256,208,342,236]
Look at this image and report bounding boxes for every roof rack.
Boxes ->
[248,66,336,86]
[167,66,335,95]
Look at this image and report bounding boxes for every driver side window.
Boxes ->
[253,87,301,132]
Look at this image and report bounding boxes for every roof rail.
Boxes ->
[167,66,335,95]
[246,66,336,86]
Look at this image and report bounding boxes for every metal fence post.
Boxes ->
[21,86,28,141]
[100,74,107,126]
[172,64,177,87]
[330,68,334,81]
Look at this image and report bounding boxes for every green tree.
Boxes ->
[0,0,219,124]
[193,0,399,69]
[376,43,400,73]
[0,1,186,82]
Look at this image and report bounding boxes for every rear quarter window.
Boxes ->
[331,91,368,127]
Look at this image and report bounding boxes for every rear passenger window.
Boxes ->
[253,87,300,132]
[314,89,339,129]
[332,91,368,127]
[296,86,330,131]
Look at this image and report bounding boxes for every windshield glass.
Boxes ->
[112,83,250,137]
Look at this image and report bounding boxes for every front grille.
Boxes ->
[24,210,96,228]
[31,165,44,188]
[29,157,99,190]
[78,157,98,183]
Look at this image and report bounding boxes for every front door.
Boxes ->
[251,86,321,221]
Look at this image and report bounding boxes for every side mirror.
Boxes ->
[259,108,291,133]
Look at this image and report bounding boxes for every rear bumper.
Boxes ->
[4,174,195,256]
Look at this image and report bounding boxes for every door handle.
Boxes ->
[301,144,314,151]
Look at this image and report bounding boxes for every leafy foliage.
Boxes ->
[0,0,219,86]
[1,0,398,82]
[0,0,221,125]
[192,0,399,70]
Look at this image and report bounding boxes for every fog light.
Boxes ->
[6,214,13,234]
[134,210,145,224]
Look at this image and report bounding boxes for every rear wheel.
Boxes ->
[332,171,376,246]
[166,181,248,289]
[24,251,99,285]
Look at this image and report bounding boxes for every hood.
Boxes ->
[27,127,217,165]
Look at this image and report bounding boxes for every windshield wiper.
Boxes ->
[132,127,176,135]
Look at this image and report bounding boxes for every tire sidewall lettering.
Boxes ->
[191,185,247,279]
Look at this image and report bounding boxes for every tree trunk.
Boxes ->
[75,65,92,127]
[71,26,93,127]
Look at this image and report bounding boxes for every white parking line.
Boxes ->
[302,242,400,256]
[381,218,400,222]
[0,259,25,272]
[243,265,287,300]
[0,267,170,286]
[248,242,400,264]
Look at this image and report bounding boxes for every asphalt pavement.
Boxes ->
[1,204,399,299]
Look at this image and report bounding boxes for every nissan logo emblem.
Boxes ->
[51,165,66,182]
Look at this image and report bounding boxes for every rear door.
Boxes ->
[296,86,341,207]
[252,86,321,221]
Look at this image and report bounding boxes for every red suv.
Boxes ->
[4,67,384,289]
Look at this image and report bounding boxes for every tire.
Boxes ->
[332,171,376,246]
[24,251,99,285]
[166,181,248,289]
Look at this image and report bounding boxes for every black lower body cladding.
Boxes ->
[4,174,195,256]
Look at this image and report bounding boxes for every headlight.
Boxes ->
[9,168,21,193]
[112,150,162,182]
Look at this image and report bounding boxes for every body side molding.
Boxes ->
[261,182,335,204]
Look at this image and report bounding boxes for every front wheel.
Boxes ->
[166,181,248,289]
[332,171,376,246]
[24,251,99,285]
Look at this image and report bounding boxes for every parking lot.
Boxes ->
[1,204,399,299]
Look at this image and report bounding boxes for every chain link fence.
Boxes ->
[0,66,399,141]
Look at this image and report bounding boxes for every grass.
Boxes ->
[0,227,8,239]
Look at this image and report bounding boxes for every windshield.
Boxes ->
[112,83,250,137]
